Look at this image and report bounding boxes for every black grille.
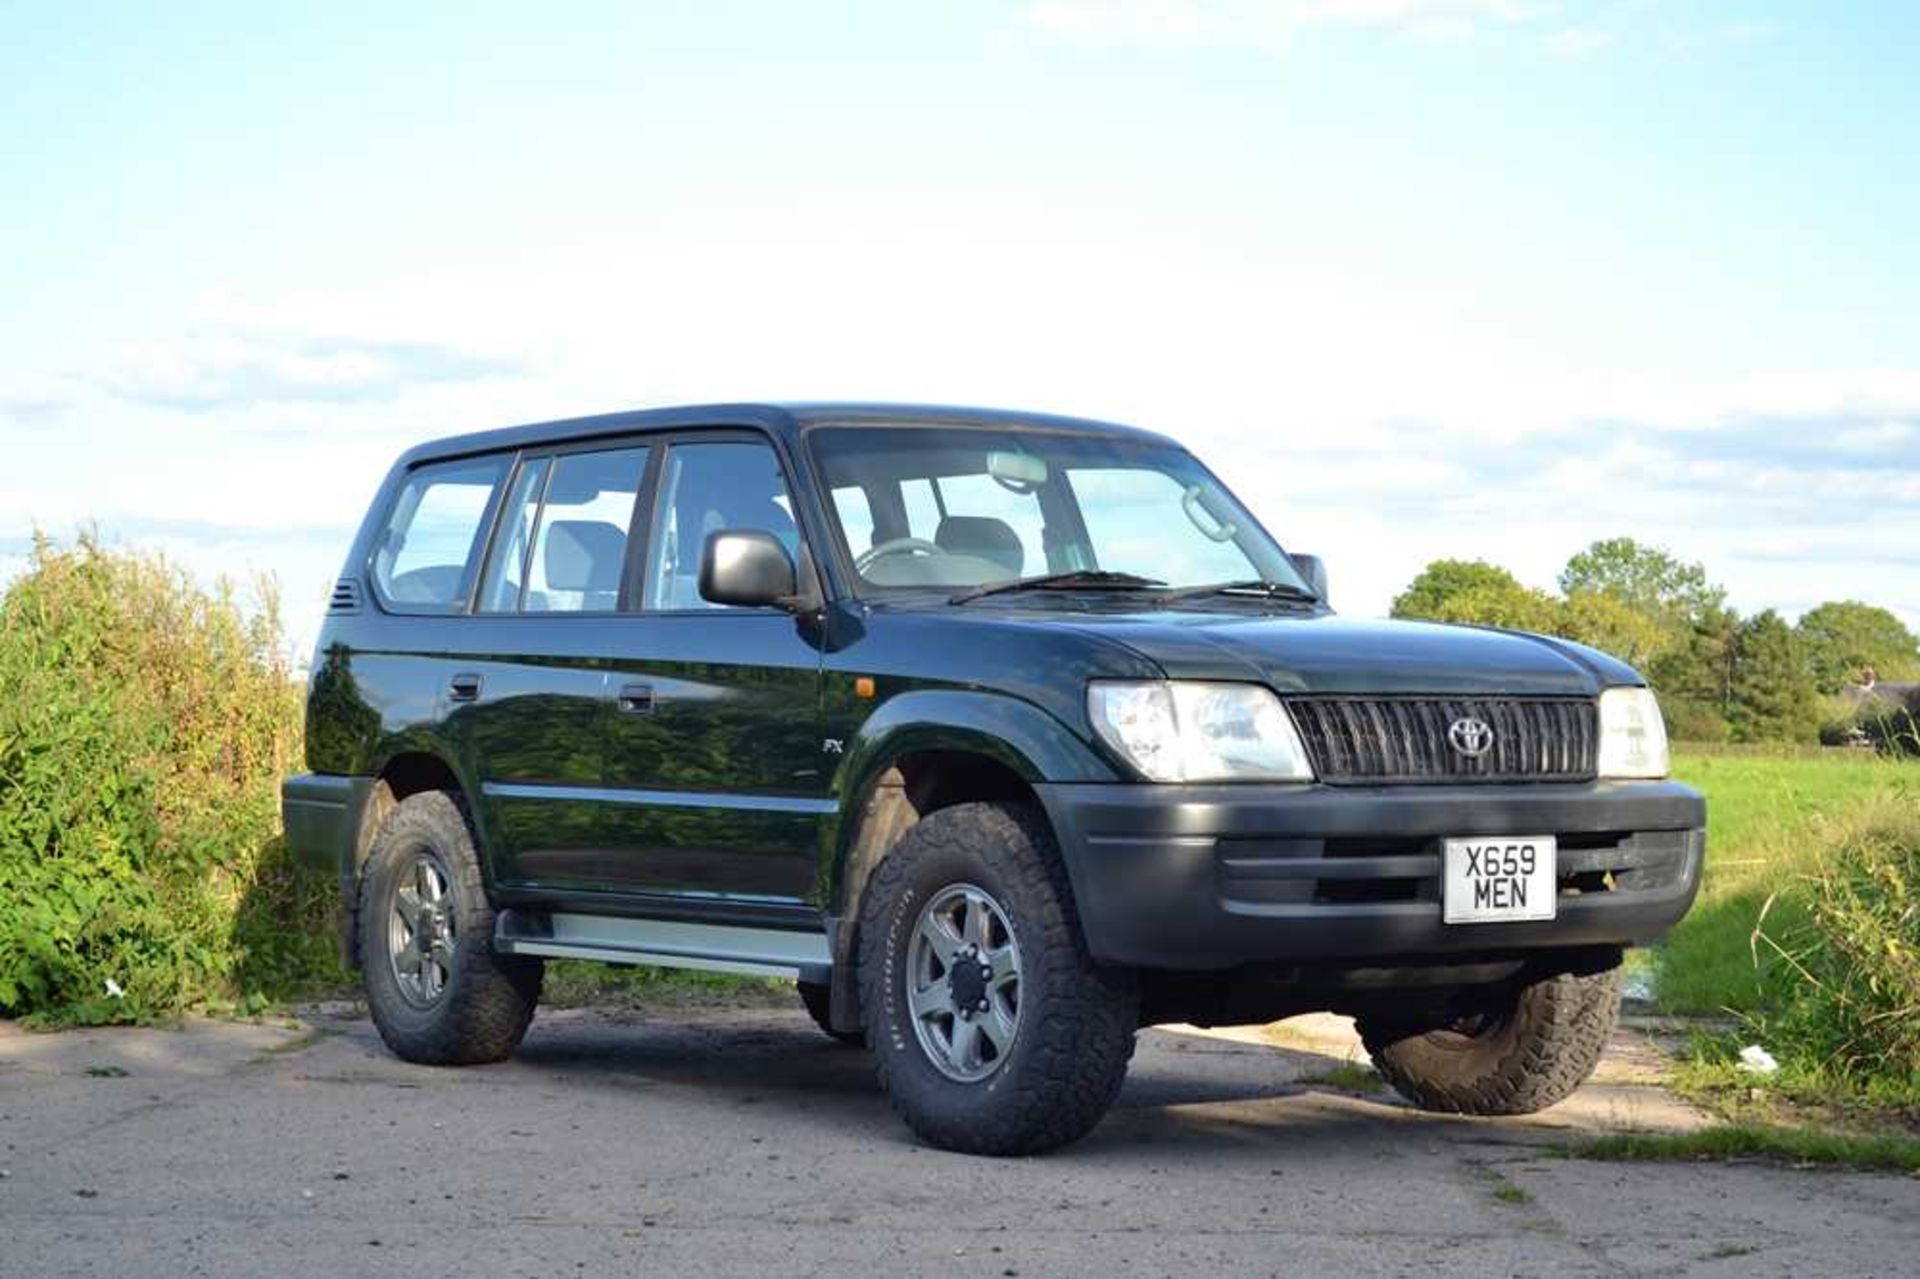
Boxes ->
[327,579,362,613]
[1286,696,1597,784]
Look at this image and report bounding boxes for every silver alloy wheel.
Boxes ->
[388,851,457,1007]
[906,882,1022,1082]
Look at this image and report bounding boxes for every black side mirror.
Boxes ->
[1289,552,1328,602]
[700,530,799,609]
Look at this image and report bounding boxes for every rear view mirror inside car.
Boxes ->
[987,450,1048,489]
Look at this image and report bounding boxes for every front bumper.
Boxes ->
[1036,779,1705,969]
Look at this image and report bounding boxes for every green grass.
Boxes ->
[1668,1046,1919,1122]
[1647,746,1918,1115]
[256,1027,328,1056]
[538,961,789,1010]
[1566,1123,1920,1173]
[1656,747,1911,1016]
[1297,1061,1385,1094]
[1474,1165,1535,1204]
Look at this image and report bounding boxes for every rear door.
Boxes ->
[597,432,828,905]
[442,441,653,888]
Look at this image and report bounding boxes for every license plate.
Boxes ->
[1443,836,1557,924]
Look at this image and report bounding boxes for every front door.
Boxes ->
[599,436,828,905]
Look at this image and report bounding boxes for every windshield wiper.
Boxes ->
[951,570,1166,605]
[1156,578,1320,604]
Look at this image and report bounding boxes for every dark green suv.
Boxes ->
[283,403,1704,1154]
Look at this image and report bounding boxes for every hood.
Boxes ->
[1052,610,1636,696]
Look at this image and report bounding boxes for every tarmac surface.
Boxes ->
[2,1001,1916,1277]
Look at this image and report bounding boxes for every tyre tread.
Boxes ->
[857,801,1137,1155]
[1359,965,1622,1115]
[359,791,541,1066]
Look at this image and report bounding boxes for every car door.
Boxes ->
[597,432,828,905]
[439,442,654,889]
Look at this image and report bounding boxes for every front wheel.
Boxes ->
[858,802,1138,1156]
[1356,959,1623,1115]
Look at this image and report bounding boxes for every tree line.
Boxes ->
[1389,537,1920,745]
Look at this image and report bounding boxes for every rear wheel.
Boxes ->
[858,801,1138,1156]
[359,791,543,1065]
[1357,959,1623,1115]
[797,981,864,1047]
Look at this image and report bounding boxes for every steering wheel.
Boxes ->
[856,536,943,573]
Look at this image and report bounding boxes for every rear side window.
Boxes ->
[372,457,508,611]
[476,457,551,613]
[478,446,650,613]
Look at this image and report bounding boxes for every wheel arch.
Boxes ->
[817,689,1116,1032]
[822,689,1114,915]
[341,746,479,969]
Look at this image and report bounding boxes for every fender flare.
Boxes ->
[819,687,1116,914]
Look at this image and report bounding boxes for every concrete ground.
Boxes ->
[2,1002,1915,1278]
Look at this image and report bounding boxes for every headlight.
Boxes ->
[1087,681,1315,782]
[1597,687,1670,779]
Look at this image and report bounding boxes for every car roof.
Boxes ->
[396,402,1177,467]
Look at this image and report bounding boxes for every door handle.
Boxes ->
[448,672,482,702]
[617,683,655,715]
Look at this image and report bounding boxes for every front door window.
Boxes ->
[644,441,799,610]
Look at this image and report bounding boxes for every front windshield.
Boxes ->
[808,426,1308,596]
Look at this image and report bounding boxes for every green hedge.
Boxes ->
[0,535,341,1024]
[1753,801,1920,1105]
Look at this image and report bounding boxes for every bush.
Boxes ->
[1753,800,1920,1106]
[1818,692,1920,759]
[1661,697,1731,744]
[0,534,341,1024]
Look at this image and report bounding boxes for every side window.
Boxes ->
[900,478,942,539]
[478,457,549,612]
[373,457,507,611]
[479,447,649,613]
[646,440,797,611]
[829,484,875,556]
[923,472,1046,578]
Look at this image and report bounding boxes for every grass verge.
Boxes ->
[1657,747,1905,1017]
[1297,1061,1385,1094]
[1566,1124,1920,1174]
[1645,747,1917,1119]
[539,961,791,1010]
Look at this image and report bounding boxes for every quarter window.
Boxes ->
[373,457,508,611]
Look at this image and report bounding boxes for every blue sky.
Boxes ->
[3,0,1915,657]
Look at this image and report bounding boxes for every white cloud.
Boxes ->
[6,216,1916,652]
[84,331,522,412]
[1833,422,1915,452]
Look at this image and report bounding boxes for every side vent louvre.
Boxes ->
[328,578,363,614]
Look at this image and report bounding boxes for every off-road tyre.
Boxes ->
[857,801,1138,1156]
[359,790,543,1065]
[1357,960,1623,1115]
[798,981,865,1047]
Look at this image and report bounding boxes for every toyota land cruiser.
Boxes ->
[282,403,1704,1155]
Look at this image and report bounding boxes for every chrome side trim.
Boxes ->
[482,781,837,816]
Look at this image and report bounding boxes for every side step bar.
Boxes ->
[494,910,832,983]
